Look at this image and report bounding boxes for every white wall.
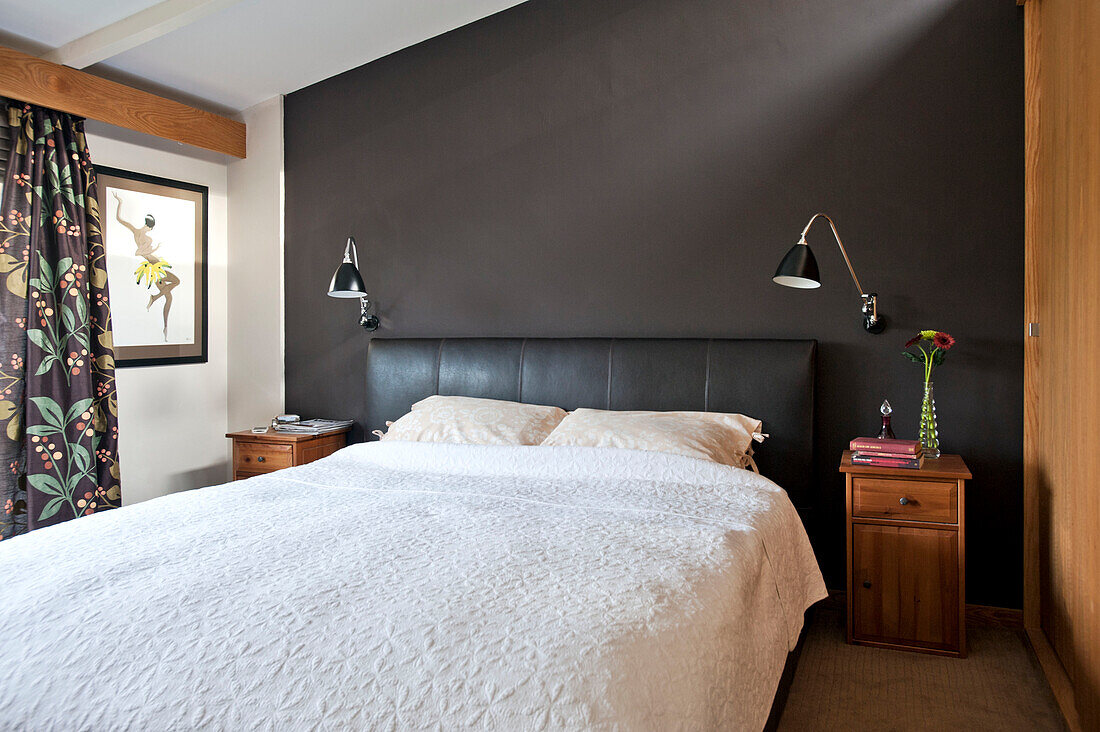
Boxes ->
[84,93,286,501]
[83,97,286,506]
[227,97,285,432]
[85,124,231,505]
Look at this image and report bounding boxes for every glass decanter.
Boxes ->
[877,399,895,439]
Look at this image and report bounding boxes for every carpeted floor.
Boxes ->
[778,607,1066,731]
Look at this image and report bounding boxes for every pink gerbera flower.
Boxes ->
[933,332,956,350]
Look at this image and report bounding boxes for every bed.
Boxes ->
[1,338,826,730]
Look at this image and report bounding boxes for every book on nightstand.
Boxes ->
[849,437,922,455]
[849,437,924,469]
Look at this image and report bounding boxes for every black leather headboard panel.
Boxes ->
[365,338,816,506]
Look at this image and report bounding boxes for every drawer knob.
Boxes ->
[256,456,265,463]
[899,497,909,505]
[863,580,872,589]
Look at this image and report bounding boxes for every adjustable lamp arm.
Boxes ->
[800,213,864,296]
[794,213,884,333]
[342,236,359,268]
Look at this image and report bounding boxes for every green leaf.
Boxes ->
[74,290,87,322]
[38,496,66,521]
[33,355,55,376]
[6,410,20,441]
[56,256,73,279]
[29,395,64,429]
[932,349,946,366]
[72,444,91,474]
[61,303,76,335]
[0,252,22,274]
[65,397,94,424]
[3,261,27,297]
[25,424,58,437]
[38,253,54,290]
[902,351,922,364]
[26,329,54,355]
[62,188,77,208]
[66,472,84,493]
[27,473,65,497]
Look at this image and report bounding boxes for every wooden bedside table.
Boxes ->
[226,428,351,481]
[839,450,971,657]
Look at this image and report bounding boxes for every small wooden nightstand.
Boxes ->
[226,428,350,481]
[840,450,971,657]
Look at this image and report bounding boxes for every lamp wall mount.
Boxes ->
[359,297,380,331]
[861,292,884,334]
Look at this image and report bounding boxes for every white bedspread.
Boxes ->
[0,442,826,731]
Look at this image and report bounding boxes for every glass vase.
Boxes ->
[919,381,940,459]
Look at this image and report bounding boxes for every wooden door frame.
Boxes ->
[1022,1,1091,729]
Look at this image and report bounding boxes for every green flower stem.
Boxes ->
[917,344,941,384]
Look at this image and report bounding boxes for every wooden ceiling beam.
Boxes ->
[0,45,245,158]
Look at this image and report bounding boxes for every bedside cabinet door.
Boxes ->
[852,523,960,652]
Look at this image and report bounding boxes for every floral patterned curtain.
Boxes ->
[0,101,120,539]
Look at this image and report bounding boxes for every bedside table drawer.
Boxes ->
[234,442,293,472]
[228,427,350,483]
[853,477,957,523]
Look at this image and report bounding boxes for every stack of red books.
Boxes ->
[849,437,924,469]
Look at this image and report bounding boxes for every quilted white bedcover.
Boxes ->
[1,442,826,731]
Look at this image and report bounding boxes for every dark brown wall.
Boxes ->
[284,0,1024,606]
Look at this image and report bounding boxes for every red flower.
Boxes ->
[904,334,921,348]
[933,332,956,350]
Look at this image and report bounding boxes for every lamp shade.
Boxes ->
[328,262,368,298]
[772,243,821,289]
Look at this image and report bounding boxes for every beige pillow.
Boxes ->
[540,408,764,468]
[376,395,567,446]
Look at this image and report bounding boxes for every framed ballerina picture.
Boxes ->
[98,167,207,367]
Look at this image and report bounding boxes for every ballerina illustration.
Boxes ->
[114,192,180,341]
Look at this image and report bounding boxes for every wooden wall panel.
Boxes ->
[1024,0,1100,729]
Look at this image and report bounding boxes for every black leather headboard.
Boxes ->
[365,338,816,506]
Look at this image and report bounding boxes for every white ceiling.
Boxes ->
[0,0,528,113]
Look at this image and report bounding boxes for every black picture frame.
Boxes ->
[96,166,208,368]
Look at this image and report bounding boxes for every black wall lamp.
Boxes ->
[327,236,380,331]
[773,213,885,334]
